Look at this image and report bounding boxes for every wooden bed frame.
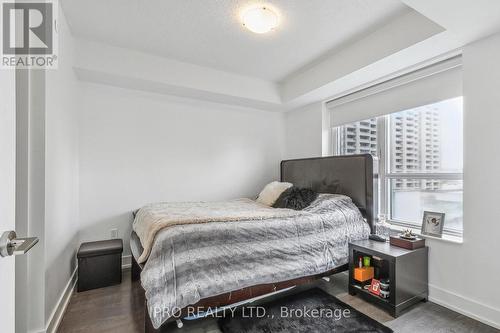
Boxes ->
[131,154,374,332]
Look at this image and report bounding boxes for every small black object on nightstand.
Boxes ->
[349,239,428,317]
[77,239,123,292]
[369,234,387,242]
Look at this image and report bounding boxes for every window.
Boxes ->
[333,97,463,235]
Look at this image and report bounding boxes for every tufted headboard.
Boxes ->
[280,154,374,233]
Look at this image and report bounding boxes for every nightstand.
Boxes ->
[348,239,428,317]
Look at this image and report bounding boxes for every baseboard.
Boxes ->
[429,283,500,330]
[30,254,131,333]
[44,267,78,333]
[122,254,132,269]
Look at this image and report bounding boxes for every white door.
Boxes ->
[0,69,16,332]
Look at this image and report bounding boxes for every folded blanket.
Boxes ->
[132,198,303,263]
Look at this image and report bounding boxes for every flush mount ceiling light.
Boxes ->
[241,6,279,34]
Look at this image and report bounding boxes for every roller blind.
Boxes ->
[328,56,462,127]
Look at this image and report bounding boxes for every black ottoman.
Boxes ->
[77,239,123,292]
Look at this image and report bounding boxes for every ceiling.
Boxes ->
[62,0,408,82]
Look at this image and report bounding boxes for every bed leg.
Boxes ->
[132,256,141,282]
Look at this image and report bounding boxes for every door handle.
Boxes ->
[0,231,39,257]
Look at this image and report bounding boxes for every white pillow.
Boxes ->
[256,181,293,206]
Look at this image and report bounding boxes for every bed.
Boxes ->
[130,155,374,332]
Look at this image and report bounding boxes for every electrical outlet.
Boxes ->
[110,228,118,239]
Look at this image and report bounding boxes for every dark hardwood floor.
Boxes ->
[58,269,499,333]
[58,269,144,333]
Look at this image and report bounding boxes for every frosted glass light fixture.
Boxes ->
[241,6,279,34]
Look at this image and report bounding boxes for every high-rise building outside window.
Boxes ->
[333,97,463,235]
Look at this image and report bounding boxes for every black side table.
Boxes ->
[348,239,428,317]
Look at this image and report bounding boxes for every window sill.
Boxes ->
[389,223,463,244]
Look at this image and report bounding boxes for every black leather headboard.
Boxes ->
[281,154,374,233]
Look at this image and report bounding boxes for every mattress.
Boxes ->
[135,194,370,328]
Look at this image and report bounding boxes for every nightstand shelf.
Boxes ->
[348,239,428,317]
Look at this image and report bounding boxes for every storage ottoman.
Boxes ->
[77,239,123,292]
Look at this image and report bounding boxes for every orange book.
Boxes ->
[354,266,374,282]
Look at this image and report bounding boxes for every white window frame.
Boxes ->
[333,111,463,237]
[379,116,463,237]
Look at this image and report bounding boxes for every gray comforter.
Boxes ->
[140,194,370,328]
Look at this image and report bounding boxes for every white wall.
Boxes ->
[78,84,285,255]
[284,102,323,159]
[44,4,80,327]
[423,31,500,328]
[283,32,500,328]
